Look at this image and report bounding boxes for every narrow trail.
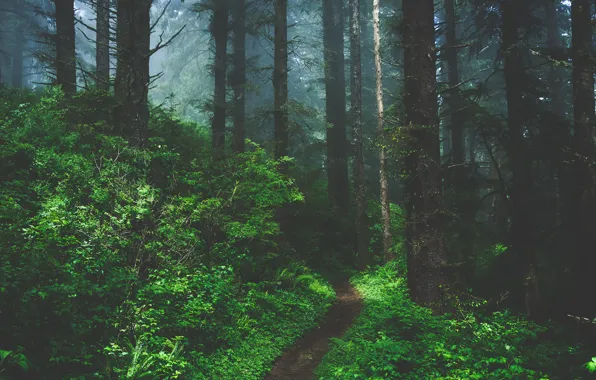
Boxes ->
[265,281,362,380]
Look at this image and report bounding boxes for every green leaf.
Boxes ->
[0,350,12,360]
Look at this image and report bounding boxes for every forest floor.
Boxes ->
[264,281,362,380]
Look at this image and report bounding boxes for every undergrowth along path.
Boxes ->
[265,281,362,380]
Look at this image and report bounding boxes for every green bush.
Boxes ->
[0,87,332,379]
[316,261,582,380]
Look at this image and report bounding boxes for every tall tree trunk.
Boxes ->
[273,0,288,161]
[114,0,151,147]
[12,4,24,88]
[402,0,448,309]
[444,0,464,178]
[273,0,289,234]
[350,0,368,266]
[373,0,391,261]
[545,0,571,232]
[545,0,565,121]
[323,0,349,214]
[444,0,469,283]
[55,0,76,95]
[501,0,537,316]
[211,2,228,157]
[95,0,110,90]
[570,0,596,315]
[232,0,246,154]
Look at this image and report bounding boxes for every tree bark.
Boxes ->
[114,0,151,147]
[373,0,391,261]
[323,0,349,214]
[501,0,537,316]
[232,0,246,154]
[350,0,368,266]
[211,2,228,157]
[545,0,572,234]
[570,0,596,315]
[545,0,565,122]
[444,0,464,178]
[95,0,110,90]
[402,0,448,309]
[273,0,288,161]
[12,2,24,88]
[55,0,76,95]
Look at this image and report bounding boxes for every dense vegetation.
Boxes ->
[318,261,586,379]
[0,87,336,378]
[2,0,596,379]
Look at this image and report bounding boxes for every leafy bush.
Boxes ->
[316,261,583,379]
[0,87,332,379]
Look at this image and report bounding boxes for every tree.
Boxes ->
[12,18,24,88]
[273,0,288,162]
[544,0,569,222]
[95,0,110,90]
[570,0,596,315]
[114,0,152,147]
[444,0,464,182]
[55,0,76,95]
[0,0,25,87]
[500,0,537,315]
[232,0,246,153]
[350,0,367,265]
[544,0,565,124]
[373,0,391,261]
[323,0,349,214]
[402,0,448,309]
[211,1,228,156]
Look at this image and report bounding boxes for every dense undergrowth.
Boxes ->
[0,87,335,379]
[316,260,588,379]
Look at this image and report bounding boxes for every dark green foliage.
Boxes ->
[0,86,333,379]
[316,261,585,379]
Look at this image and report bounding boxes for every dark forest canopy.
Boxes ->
[1,0,596,378]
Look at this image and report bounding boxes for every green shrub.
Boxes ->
[316,261,582,380]
[0,87,331,379]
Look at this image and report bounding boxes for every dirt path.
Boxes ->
[264,281,362,380]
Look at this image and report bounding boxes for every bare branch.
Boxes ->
[148,25,186,56]
[150,0,172,32]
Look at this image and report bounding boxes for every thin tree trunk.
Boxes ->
[350,0,368,267]
[545,0,565,121]
[373,0,391,261]
[570,0,596,315]
[212,2,228,157]
[273,0,288,161]
[444,0,464,178]
[323,0,349,214]
[95,0,110,90]
[402,0,448,309]
[12,5,24,88]
[545,0,570,231]
[273,0,289,234]
[55,0,76,95]
[232,0,246,154]
[444,0,469,283]
[501,0,537,316]
[114,0,151,147]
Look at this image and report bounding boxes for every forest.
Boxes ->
[1,0,596,378]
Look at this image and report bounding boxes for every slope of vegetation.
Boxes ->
[316,260,587,379]
[0,87,334,379]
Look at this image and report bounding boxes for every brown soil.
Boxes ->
[264,281,362,380]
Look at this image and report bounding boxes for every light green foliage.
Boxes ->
[585,357,596,374]
[316,261,581,379]
[0,86,333,379]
